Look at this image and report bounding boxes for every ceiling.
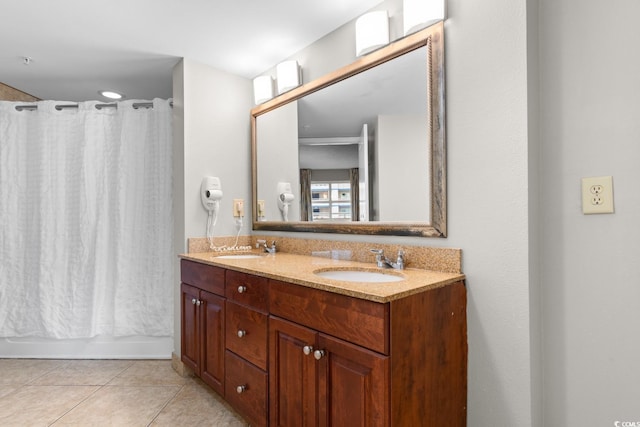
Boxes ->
[297,45,426,139]
[0,0,382,102]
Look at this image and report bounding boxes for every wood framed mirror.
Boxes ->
[251,22,445,237]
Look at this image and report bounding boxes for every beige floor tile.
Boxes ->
[108,360,188,386]
[0,359,69,385]
[52,385,180,426]
[0,385,98,426]
[0,385,19,399]
[150,380,248,426]
[30,359,134,386]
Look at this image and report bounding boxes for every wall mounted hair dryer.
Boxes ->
[277,182,294,221]
[201,176,223,212]
[201,177,223,241]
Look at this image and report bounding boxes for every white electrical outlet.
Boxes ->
[233,199,244,217]
[581,176,614,214]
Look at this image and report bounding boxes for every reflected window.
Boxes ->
[311,182,351,221]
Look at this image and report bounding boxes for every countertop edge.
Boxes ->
[179,252,465,303]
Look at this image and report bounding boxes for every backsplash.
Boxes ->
[187,235,461,274]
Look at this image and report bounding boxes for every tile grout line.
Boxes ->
[146,383,188,426]
[47,359,136,426]
[47,382,105,426]
[24,360,71,386]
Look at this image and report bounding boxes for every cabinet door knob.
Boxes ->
[191,298,197,305]
[237,285,247,294]
[237,330,246,338]
[313,349,326,360]
[236,385,247,394]
[195,300,202,306]
[302,345,313,355]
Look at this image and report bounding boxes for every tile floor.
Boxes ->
[0,358,248,426]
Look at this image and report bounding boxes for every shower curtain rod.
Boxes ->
[13,101,173,112]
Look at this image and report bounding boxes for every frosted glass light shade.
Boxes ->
[403,0,445,36]
[253,75,273,104]
[276,60,301,94]
[355,10,389,57]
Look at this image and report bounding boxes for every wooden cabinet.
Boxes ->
[180,260,226,396]
[269,280,389,426]
[181,258,467,427]
[224,270,270,427]
[316,333,389,426]
[269,317,318,427]
[269,278,467,427]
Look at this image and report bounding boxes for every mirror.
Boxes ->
[251,22,445,237]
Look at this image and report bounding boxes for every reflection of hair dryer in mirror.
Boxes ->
[201,177,223,239]
[277,182,294,221]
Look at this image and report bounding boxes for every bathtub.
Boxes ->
[0,336,173,359]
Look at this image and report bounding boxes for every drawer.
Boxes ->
[180,259,225,296]
[225,270,269,312]
[225,350,267,427]
[225,301,268,370]
[269,279,390,354]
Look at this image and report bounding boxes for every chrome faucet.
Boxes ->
[260,240,276,254]
[370,249,405,270]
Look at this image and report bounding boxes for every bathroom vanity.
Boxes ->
[179,251,467,427]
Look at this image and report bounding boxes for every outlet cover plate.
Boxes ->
[581,176,614,214]
[233,199,244,217]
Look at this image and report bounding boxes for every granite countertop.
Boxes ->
[180,251,465,303]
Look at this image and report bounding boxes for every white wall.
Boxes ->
[174,0,640,424]
[256,101,300,222]
[299,144,358,169]
[172,59,252,356]
[539,0,640,424]
[255,0,536,425]
[376,114,429,221]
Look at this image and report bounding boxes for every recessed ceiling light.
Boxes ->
[99,90,124,100]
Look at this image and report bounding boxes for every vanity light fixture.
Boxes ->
[276,60,301,95]
[253,75,274,104]
[355,10,389,57]
[403,0,445,36]
[99,90,124,100]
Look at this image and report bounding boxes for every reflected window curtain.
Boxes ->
[350,168,360,221]
[0,99,173,338]
[299,168,312,221]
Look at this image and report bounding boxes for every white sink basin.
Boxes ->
[314,269,405,283]
[216,254,263,259]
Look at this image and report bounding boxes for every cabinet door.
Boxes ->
[270,316,318,427]
[200,290,225,396]
[181,283,200,374]
[317,333,389,427]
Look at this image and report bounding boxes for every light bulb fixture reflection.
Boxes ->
[403,0,445,36]
[276,60,301,95]
[253,75,274,104]
[355,10,389,57]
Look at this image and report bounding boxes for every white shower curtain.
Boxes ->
[0,99,173,339]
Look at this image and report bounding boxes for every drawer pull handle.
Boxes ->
[313,350,326,360]
[237,285,247,294]
[302,345,313,356]
[237,330,246,338]
[236,385,247,394]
